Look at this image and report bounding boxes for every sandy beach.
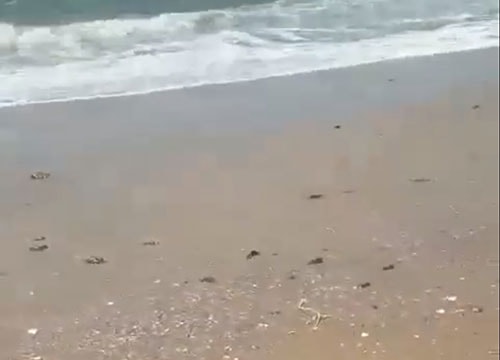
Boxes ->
[0,48,498,360]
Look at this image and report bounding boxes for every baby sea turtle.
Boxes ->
[29,244,48,252]
[409,178,431,183]
[307,257,324,265]
[30,171,50,180]
[308,194,324,200]
[142,240,160,246]
[246,250,260,260]
[84,256,107,265]
[358,282,371,289]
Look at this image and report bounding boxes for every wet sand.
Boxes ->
[0,48,498,360]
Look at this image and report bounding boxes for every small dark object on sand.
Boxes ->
[272,252,279,256]
[269,310,282,316]
[334,125,341,129]
[200,276,217,284]
[142,240,159,246]
[287,270,298,280]
[33,236,46,242]
[472,104,480,110]
[410,178,432,183]
[342,189,355,194]
[382,264,395,271]
[472,306,484,313]
[246,250,261,260]
[84,256,107,265]
[388,78,395,82]
[358,282,371,289]
[372,305,379,310]
[30,171,50,180]
[308,194,324,200]
[307,257,324,265]
[29,244,48,252]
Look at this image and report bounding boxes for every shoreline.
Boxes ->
[0,48,498,359]
[0,46,498,112]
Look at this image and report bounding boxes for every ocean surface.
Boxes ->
[0,0,498,107]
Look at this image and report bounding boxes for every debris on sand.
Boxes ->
[246,250,261,260]
[297,298,331,330]
[358,282,371,289]
[382,264,395,271]
[472,104,480,110]
[458,304,484,314]
[287,270,298,280]
[142,240,160,246]
[334,125,341,129]
[307,257,324,265]
[27,328,39,336]
[308,194,324,200]
[443,295,457,302]
[33,236,46,242]
[409,178,432,183]
[30,171,50,180]
[29,244,48,252]
[84,256,107,265]
[199,276,217,284]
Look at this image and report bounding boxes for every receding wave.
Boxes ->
[0,0,498,107]
[0,0,274,25]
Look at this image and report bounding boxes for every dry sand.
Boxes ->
[0,49,498,360]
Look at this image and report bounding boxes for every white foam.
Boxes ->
[0,2,498,108]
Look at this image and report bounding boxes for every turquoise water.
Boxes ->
[0,0,498,107]
[0,0,272,24]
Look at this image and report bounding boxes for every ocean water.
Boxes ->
[0,0,498,107]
